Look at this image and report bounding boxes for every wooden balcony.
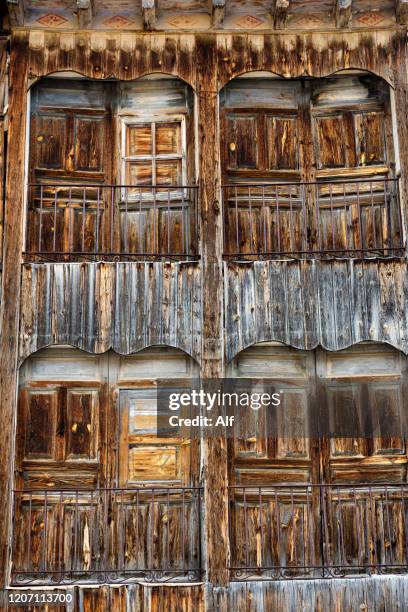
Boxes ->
[229,483,408,581]
[24,185,199,263]
[223,179,405,260]
[12,487,202,585]
[12,483,408,585]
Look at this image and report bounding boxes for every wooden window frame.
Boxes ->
[120,115,187,201]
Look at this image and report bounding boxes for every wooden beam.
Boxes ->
[272,0,290,29]
[396,0,408,25]
[142,0,157,31]
[210,0,226,28]
[335,0,352,28]
[6,0,24,26]
[0,32,29,588]
[76,0,93,28]
[197,35,229,608]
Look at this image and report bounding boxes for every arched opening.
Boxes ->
[219,71,404,260]
[12,345,201,585]
[25,73,197,262]
[227,341,408,580]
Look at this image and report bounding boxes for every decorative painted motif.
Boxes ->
[294,15,324,28]
[167,15,199,28]
[356,11,385,26]
[36,13,68,27]
[234,15,265,29]
[103,15,134,28]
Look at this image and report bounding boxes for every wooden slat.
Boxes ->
[272,0,290,30]
[19,263,202,364]
[224,260,408,362]
[142,0,157,32]
[76,0,93,28]
[211,0,226,28]
[396,0,408,25]
[335,0,352,28]
[6,0,24,26]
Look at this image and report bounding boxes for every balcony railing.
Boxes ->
[229,484,408,580]
[12,487,202,585]
[25,185,199,262]
[12,483,408,585]
[223,178,405,260]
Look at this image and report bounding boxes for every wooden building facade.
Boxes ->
[1,1,408,610]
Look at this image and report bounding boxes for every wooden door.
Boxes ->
[310,75,400,254]
[317,344,408,574]
[220,79,303,256]
[27,79,112,256]
[227,344,321,578]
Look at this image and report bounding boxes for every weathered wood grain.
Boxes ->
[225,260,408,361]
[197,34,229,604]
[23,30,405,89]
[19,263,201,364]
[0,33,29,589]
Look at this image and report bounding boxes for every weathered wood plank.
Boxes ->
[19,263,202,364]
[272,0,290,30]
[142,0,157,32]
[0,32,29,588]
[211,0,226,29]
[197,33,229,597]
[396,0,408,25]
[76,0,93,29]
[6,0,24,26]
[225,260,408,362]
[335,0,352,29]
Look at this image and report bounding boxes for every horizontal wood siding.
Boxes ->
[225,259,408,361]
[19,263,201,363]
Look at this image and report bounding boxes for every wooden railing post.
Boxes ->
[197,35,230,611]
[0,32,29,587]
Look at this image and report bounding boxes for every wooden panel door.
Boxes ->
[27,80,111,256]
[317,344,408,574]
[311,76,397,254]
[227,344,321,578]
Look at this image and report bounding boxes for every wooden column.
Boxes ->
[196,35,229,610]
[0,33,29,587]
[392,35,408,245]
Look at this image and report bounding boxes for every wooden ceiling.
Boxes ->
[5,0,406,30]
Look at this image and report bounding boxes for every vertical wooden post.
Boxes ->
[0,32,29,587]
[392,34,408,244]
[196,35,230,610]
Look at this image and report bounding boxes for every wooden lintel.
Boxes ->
[6,0,24,26]
[76,0,93,28]
[210,0,226,28]
[396,0,408,25]
[335,0,352,28]
[142,0,157,31]
[272,0,290,29]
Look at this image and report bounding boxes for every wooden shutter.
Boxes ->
[119,389,191,486]
[24,390,59,460]
[225,114,259,171]
[266,115,299,171]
